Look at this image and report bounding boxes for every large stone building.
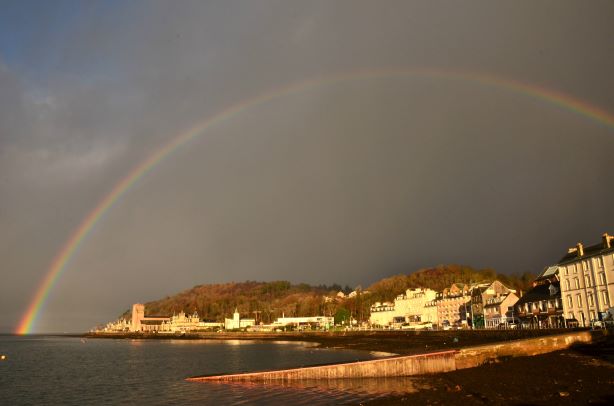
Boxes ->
[433,283,471,327]
[369,288,437,327]
[557,233,614,327]
[131,303,170,332]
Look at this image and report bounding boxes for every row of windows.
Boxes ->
[563,272,607,291]
[566,291,610,309]
[563,255,613,275]
[567,311,596,325]
[518,299,560,313]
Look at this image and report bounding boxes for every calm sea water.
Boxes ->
[0,336,420,405]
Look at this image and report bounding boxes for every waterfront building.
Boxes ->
[423,300,439,326]
[369,302,396,327]
[273,316,334,329]
[395,288,438,323]
[557,233,614,327]
[470,281,516,328]
[101,318,131,332]
[130,303,170,332]
[434,283,471,327]
[368,288,437,327]
[484,291,519,329]
[159,310,204,332]
[514,266,564,328]
[224,308,256,330]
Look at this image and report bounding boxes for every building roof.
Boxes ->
[539,265,559,279]
[558,242,614,265]
[515,281,560,307]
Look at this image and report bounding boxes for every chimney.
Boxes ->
[576,242,584,257]
[603,233,613,249]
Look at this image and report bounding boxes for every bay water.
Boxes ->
[0,335,419,405]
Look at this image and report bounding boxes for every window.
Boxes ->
[602,291,610,306]
[565,266,569,275]
[588,293,594,307]
[567,295,573,308]
[582,261,588,271]
[574,263,578,273]
[576,294,583,308]
[597,257,604,268]
[574,278,580,289]
[599,272,606,286]
[585,275,591,287]
[565,280,570,291]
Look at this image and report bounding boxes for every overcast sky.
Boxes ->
[1,1,613,333]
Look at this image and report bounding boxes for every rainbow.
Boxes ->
[16,68,614,334]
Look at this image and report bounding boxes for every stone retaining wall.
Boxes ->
[187,350,457,382]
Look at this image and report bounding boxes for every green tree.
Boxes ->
[334,307,350,325]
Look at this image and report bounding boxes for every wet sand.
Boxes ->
[365,334,614,405]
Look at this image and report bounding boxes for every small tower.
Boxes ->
[233,308,240,326]
[131,303,144,332]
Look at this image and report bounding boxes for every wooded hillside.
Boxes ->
[120,265,535,323]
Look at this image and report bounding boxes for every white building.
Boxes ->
[274,316,334,329]
[558,233,614,327]
[224,308,255,330]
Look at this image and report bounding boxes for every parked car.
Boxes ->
[591,319,605,329]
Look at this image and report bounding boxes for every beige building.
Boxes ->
[369,288,437,327]
[558,233,614,327]
[369,302,396,327]
[159,310,207,332]
[434,283,471,327]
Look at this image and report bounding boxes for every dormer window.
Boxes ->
[548,284,558,296]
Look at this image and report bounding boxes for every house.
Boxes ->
[470,281,516,328]
[484,291,519,329]
[514,266,565,328]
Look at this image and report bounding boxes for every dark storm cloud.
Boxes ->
[0,0,613,332]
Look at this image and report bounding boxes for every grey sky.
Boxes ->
[1,1,613,333]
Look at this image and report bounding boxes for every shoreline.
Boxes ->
[83,328,587,355]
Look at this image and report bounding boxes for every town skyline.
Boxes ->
[1,1,613,334]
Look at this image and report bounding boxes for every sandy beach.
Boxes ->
[365,334,614,405]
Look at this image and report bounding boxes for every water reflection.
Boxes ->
[195,377,430,404]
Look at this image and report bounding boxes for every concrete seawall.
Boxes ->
[187,350,457,382]
[454,330,592,370]
[186,331,593,382]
